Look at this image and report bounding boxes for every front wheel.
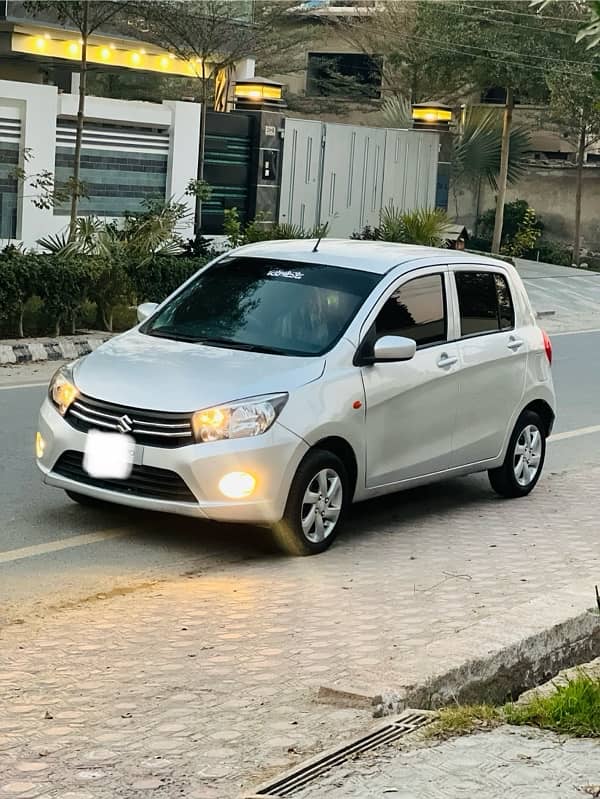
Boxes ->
[271,450,348,556]
[488,410,546,498]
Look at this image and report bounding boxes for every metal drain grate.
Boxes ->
[253,710,432,797]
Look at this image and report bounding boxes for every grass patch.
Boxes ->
[425,704,500,739]
[504,674,600,737]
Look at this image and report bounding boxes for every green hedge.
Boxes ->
[0,253,208,339]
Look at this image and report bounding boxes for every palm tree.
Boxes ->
[380,101,532,221]
[451,106,531,219]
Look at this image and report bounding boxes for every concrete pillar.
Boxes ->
[0,80,58,245]
[163,99,202,241]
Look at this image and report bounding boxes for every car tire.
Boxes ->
[488,410,547,499]
[272,449,349,556]
[65,490,107,508]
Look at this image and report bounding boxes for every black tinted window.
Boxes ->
[455,271,514,336]
[375,274,446,347]
[141,257,380,357]
[495,274,514,330]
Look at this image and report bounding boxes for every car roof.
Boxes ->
[232,238,510,275]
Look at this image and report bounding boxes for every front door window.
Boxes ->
[374,273,447,347]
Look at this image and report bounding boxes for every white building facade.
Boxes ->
[0,79,202,248]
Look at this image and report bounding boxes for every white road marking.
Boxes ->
[0,381,48,391]
[0,530,127,564]
[549,424,600,443]
[551,328,600,337]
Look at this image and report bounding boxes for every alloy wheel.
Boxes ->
[301,468,343,543]
[513,424,543,487]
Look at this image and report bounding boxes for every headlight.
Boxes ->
[191,394,288,443]
[49,366,79,416]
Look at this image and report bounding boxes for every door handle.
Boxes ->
[437,353,458,368]
[507,337,524,351]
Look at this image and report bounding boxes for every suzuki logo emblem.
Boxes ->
[116,414,133,434]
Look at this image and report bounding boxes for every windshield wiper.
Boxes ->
[146,329,201,343]
[196,337,289,355]
[145,330,293,355]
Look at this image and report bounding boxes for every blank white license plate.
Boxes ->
[83,430,137,479]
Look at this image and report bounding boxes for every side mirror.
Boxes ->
[137,302,159,324]
[373,335,416,363]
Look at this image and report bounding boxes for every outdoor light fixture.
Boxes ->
[12,32,215,79]
[234,77,286,110]
[411,102,453,130]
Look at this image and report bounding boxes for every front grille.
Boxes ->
[53,450,197,504]
[66,394,194,448]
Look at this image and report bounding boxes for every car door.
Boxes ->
[450,267,528,466]
[360,268,461,488]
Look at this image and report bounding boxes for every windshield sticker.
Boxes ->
[267,269,304,280]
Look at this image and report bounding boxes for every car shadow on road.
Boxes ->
[46,472,498,562]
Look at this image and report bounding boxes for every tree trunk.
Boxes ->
[101,306,113,333]
[17,303,24,338]
[194,73,208,238]
[491,87,514,254]
[573,126,586,267]
[69,7,88,241]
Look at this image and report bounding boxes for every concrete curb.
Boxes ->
[0,335,109,365]
[317,586,600,717]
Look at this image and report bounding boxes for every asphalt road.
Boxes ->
[1,329,599,623]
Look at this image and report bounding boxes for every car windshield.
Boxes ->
[141,257,381,357]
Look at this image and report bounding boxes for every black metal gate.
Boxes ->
[202,111,257,235]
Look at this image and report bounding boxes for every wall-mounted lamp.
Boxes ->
[411,102,453,130]
[234,77,286,110]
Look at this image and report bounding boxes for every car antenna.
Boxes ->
[312,234,323,253]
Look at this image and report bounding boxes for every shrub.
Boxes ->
[0,252,37,337]
[477,199,544,247]
[532,240,573,267]
[351,225,380,241]
[353,206,452,248]
[126,254,206,305]
[500,206,542,258]
[0,252,210,338]
[468,236,491,253]
[37,254,106,336]
[223,208,328,248]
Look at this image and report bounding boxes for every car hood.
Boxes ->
[72,329,325,412]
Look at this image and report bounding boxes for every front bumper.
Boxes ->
[36,397,308,524]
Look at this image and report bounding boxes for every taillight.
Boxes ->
[542,330,552,365]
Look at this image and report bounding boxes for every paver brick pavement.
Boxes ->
[294,727,600,798]
[1,469,600,797]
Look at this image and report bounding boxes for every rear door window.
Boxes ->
[455,271,514,337]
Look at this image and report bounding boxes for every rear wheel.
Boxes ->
[65,490,108,508]
[272,450,348,556]
[488,410,546,498]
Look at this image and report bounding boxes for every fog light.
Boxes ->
[218,471,256,499]
[35,431,46,459]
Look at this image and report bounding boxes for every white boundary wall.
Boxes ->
[0,79,201,248]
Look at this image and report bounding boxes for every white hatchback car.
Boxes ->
[37,240,555,555]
